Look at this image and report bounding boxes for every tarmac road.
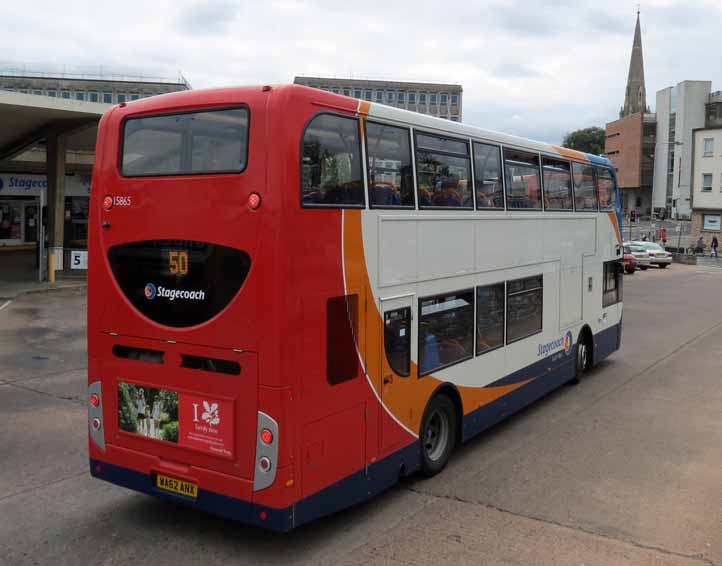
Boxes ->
[1,265,721,566]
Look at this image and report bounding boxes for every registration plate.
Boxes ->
[156,473,198,498]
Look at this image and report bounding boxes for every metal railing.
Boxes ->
[0,62,191,89]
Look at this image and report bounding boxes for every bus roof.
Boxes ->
[114,84,612,168]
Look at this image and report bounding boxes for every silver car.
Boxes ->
[630,241,673,268]
[623,243,652,270]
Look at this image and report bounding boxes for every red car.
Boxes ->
[623,246,637,274]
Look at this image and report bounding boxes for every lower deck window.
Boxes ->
[506,276,543,343]
[418,290,473,375]
[476,283,505,355]
[326,295,359,385]
[384,307,411,376]
[603,261,623,307]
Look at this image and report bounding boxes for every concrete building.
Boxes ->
[0,65,189,281]
[293,76,462,121]
[652,80,712,219]
[0,64,190,105]
[605,12,655,216]
[689,91,722,246]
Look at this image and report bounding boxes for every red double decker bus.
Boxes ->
[88,85,621,531]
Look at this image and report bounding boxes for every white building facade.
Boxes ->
[690,127,722,244]
[652,81,712,219]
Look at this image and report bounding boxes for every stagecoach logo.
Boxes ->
[538,331,575,358]
[564,331,574,355]
[143,283,205,302]
[144,283,157,300]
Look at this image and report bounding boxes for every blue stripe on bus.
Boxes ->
[593,323,621,365]
[90,459,293,531]
[462,354,577,442]
[90,324,619,531]
[484,344,576,387]
[90,443,419,532]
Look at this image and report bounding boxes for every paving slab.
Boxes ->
[0,384,87,500]
[0,474,432,566]
[331,497,710,566]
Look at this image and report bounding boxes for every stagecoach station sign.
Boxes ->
[0,173,90,197]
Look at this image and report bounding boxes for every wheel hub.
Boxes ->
[423,409,449,462]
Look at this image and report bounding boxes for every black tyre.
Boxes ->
[569,331,591,385]
[659,263,668,269]
[420,394,456,477]
[640,266,648,270]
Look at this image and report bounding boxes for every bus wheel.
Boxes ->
[420,395,456,477]
[569,330,592,385]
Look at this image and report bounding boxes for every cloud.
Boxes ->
[174,1,239,35]
[0,0,719,144]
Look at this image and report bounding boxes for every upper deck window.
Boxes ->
[121,107,249,177]
[504,149,541,210]
[415,133,472,208]
[572,162,598,211]
[473,142,504,209]
[596,167,616,210]
[301,114,364,207]
[542,158,573,211]
[366,122,414,208]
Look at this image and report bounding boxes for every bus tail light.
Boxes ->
[248,193,261,210]
[88,382,105,450]
[260,428,273,445]
[254,412,278,491]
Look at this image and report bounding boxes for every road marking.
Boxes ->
[0,300,10,313]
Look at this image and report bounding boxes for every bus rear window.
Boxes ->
[121,107,249,176]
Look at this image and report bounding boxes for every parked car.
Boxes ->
[630,241,672,268]
[623,243,652,270]
[622,246,637,274]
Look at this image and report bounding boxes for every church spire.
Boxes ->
[621,10,647,118]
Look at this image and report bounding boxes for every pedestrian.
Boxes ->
[712,236,719,258]
[695,235,705,255]
[136,389,147,435]
[642,233,648,242]
[659,227,667,247]
[152,398,162,438]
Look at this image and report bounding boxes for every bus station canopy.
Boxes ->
[0,90,106,169]
[0,91,108,281]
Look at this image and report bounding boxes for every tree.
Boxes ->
[118,382,138,433]
[562,127,606,156]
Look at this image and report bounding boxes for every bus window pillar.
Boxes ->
[46,130,67,282]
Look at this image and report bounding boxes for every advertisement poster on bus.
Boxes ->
[118,382,234,458]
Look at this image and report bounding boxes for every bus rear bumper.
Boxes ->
[89,459,295,532]
[90,440,419,532]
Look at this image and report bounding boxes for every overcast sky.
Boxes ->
[1,0,721,143]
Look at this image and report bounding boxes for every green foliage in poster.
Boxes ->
[118,382,138,433]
